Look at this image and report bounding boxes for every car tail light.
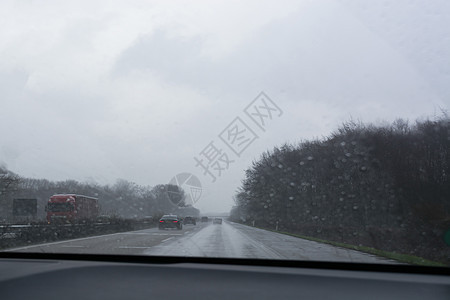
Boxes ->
[173,220,178,223]
[159,220,164,222]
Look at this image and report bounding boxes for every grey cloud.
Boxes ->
[112,1,446,112]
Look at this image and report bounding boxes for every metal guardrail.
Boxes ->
[0,221,156,249]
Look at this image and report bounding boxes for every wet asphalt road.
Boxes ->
[7,220,396,263]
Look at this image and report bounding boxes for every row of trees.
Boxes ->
[230,117,449,262]
[0,169,199,222]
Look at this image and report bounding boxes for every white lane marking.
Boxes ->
[4,229,157,251]
[118,233,183,236]
[117,233,152,235]
[161,237,175,243]
[117,246,151,249]
[5,227,194,252]
[61,245,86,248]
[149,233,183,236]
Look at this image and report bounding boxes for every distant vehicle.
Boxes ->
[201,216,209,222]
[12,198,37,223]
[159,215,182,230]
[96,215,112,223]
[46,194,99,224]
[142,216,154,223]
[183,216,196,225]
[213,218,222,224]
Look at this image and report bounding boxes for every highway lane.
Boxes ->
[6,221,396,263]
[5,223,207,255]
[146,221,396,263]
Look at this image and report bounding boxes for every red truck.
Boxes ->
[46,194,99,224]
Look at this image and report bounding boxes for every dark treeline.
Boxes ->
[230,117,449,262]
[0,170,199,222]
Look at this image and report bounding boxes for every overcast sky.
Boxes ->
[0,0,449,212]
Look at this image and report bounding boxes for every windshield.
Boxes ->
[47,203,74,213]
[161,215,177,220]
[0,0,448,267]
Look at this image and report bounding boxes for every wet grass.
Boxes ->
[259,227,447,267]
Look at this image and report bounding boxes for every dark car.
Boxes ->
[158,215,182,230]
[183,216,196,225]
[201,216,209,222]
[213,218,222,224]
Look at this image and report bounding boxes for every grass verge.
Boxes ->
[259,226,447,267]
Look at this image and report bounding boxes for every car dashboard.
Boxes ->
[0,253,449,299]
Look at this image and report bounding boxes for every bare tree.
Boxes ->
[0,167,20,221]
